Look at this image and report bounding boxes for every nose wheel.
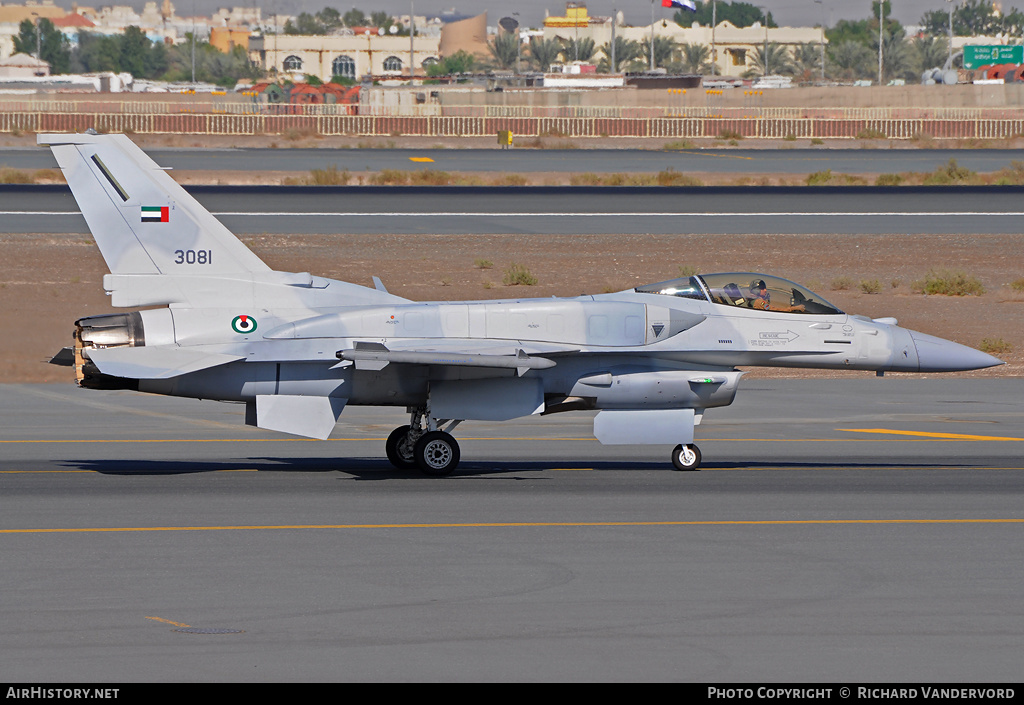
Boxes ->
[671,444,701,471]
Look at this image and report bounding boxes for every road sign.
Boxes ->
[963,45,1024,69]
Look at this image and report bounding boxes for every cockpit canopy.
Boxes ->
[636,272,843,315]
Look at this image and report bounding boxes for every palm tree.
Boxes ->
[639,36,677,70]
[599,37,641,73]
[487,31,520,70]
[910,34,949,76]
[678,43,711,74]
[871,28,914,83]
[828,40,874,81]
[562,37,596,63]
[745,42,794,77]
[528,37,562,72]
[791,43,823,82]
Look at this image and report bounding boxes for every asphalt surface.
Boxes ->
[4,146,1024,175]
[4,184,1024,235]
[2,379,1023,681]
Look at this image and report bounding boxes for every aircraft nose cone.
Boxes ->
[910,331,1005,372]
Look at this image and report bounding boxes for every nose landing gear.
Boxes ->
[671,443,702,471]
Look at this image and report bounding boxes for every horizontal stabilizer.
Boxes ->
[84,346,243,379]
[49,347,75,366]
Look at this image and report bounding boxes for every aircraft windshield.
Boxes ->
[634,276,708,301]
[699,273,843,315]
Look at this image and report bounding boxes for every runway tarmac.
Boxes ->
[4,184,1024,235]
[2,379,1023,681]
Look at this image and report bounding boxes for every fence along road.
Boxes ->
[6,101,1024,139]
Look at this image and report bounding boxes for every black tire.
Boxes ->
[414,431,461,476]
[671,444,701,471]
[385,425,417,469]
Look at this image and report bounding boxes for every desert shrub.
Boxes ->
[860,279,882,294]
[369,169,409,185]
[409,169,453,186]
[806,170,833,185]
[474,259,493,269]
[570,172,605,186]
[993,161,1024,185]
[717,128,743,140]
[875,173,903,186]
[979,338,1012,354]
[503,263,537,286]
[678,265,697,277]
[0,167,34,184]
[923,159,978,185]
[810,138,824,145]
[307,165,350,185]
[1010,278,1024,292]
[663,140,695,150]
[911,269,985,296]
[656,168,702,186]
[492,173,528,186]
[830,276,854,290]
[784,133,797,141]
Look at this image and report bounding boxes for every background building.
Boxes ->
[250,31,441,82]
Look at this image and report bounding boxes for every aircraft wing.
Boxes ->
[84,346,244,379]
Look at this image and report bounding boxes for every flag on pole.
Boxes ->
[663,0,697,10]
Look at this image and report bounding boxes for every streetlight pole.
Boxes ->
[650,0,655,70]
[513,11,520,74]
[814,0,825,81]
[878,0,884,85]
[763,7,769,76]
[573,4,580,62]
[947,0,954,67]
[30,12,40,62]
[711,0,717,75]
[611,8,617,73]
[410,1,415,82]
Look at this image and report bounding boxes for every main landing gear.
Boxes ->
[671,444,702,471]
[385,408,462,476]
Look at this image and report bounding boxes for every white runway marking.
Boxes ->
[8,211,1024,218]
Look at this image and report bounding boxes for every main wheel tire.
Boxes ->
[671,443,702,471]
[414,431,461,476]
[385,425,417,469]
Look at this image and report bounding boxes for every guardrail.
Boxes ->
[3,111,1023,140]
[3,100,1024,121]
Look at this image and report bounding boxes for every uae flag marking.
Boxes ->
[142,206,169,223]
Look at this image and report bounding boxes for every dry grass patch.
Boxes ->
[912,269,985,296]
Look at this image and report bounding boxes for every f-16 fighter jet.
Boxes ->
[42,132,1003,475]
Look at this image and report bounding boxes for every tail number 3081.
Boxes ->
[174,249,212,265]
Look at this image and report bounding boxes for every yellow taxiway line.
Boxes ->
[841,428,1024,442]
[3,518,1024,535]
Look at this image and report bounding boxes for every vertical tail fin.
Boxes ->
[39,132,270,276]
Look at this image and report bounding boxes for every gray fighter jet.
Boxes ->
[42,132,1003,474]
